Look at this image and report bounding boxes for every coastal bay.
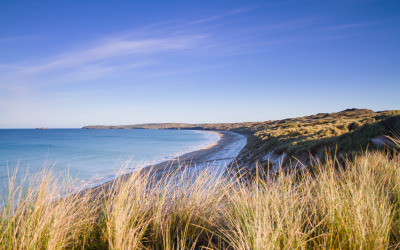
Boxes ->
[0,129,223,191]
[91,130,247,193]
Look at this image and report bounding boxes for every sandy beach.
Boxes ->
[89,130,247,193]
[142,130,247,178]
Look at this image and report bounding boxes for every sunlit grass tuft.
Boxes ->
[0,167,98,249]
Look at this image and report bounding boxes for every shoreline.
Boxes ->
[144,130,246,178]
[90,130,247,192]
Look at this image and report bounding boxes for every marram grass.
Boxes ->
[0,168,98,249]
[1,144,400,249]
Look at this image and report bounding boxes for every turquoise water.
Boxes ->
[0,129,219,189]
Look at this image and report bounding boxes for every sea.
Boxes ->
[0,129,220,192]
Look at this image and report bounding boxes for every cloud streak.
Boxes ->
[190,7,255,25]
[325,21,378,30]
[19,35,206,74]
[0,32,208,89]
[0,35,35,43]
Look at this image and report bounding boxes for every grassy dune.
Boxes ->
[233,109,400,170]
[1,138,400,249]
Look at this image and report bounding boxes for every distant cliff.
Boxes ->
[83,123,198,130]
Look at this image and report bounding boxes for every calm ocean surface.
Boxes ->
[0,129,219,190]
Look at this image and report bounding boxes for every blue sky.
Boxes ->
[0,0,399,128]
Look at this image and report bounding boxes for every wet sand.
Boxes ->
[145,130,244,178]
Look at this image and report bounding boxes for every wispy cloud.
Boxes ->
[60,61,155,83]
[190,6,256,25]
[23,35,206,74]
[0,35,35,43]
[190,2,301,25]
[0,32,208,89]
[326,21,378,30]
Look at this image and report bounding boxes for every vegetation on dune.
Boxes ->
[1,138,400,249]
[0,169,97,249]
[235,109,400,170]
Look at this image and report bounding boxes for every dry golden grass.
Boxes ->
[1,144,400,249]
[0,168,98,249]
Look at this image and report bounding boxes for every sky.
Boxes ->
[0,0,399,128]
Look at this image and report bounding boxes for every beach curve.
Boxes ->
[146,130,247,177]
